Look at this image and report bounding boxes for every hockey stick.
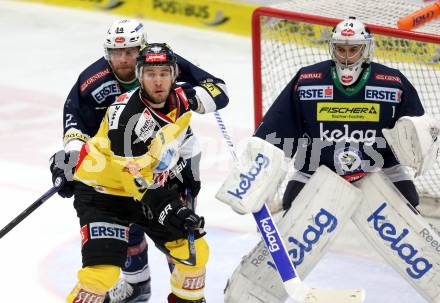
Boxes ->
[213,111,365,303]
[0,179,63,239]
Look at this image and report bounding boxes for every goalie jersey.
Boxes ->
[74,88,197,201]
[255,60,425,178]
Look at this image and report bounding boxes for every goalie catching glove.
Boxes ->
[216,137,288,214]
[382,115,440,176]
[141,183,204,234]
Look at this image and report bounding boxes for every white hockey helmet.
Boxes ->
[329,17,374,86]
[104,19,147,60]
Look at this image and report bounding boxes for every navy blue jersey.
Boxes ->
[255,60,424,177]
[63,55,228,151]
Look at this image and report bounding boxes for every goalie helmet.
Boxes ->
[104,19,147,60]
[135,43,178,82]
[329,17,374,86]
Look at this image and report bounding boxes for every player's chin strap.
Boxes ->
[213,110,366,303]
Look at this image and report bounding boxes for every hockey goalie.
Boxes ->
[216,18,440,303]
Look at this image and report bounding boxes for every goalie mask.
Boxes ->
[330,17,374,86]
[103,19,147,60]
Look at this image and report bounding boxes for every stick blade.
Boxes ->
[303,288,365,303]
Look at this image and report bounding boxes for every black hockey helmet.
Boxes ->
[136,43,178,81]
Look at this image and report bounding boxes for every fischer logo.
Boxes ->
[374,73,402,84]
[146,53,167,62]
[365,86,402,103]
[368,202,433,279]
[320,123,377,146]
[227,153,269,200]
[299,85,333,100]
[341,28,355,36]
[299,72,323,81]
[259,217,280,252]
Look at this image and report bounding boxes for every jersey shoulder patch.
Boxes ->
[78,57,113,93]
[107,90,136,130]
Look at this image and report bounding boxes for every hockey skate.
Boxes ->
[104,278,151,303]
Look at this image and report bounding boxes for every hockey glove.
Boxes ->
[178,82,200,112]
[49,150,79,198]
[169,156,201,197]
[141,184,204,233]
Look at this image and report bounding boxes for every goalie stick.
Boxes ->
[213,111,365,303]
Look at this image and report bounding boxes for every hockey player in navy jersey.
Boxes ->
[254,17,427,210]
[49,19,228,303]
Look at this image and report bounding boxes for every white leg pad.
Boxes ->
[224,166,363,303]
[352,172,440,303]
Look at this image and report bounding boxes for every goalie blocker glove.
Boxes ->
[49,150,79,198]
[141,184,204,234]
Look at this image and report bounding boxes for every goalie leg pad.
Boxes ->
[352,172,440,302]
[224,166,363,303]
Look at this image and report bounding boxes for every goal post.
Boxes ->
[252,2,440,202]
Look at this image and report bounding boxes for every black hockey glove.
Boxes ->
[49,150,79,198]
[169,156,201,197]
[178,82,200,111]
[141,184,204,233]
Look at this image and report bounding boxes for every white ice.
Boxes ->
[0,1,436,302]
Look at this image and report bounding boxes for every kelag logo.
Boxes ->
[367,202,433,279]
[265,208,338,270]
[152,0,230,26]
[227,153,269,200]
[288,208,337,267]
[259,217,280,252]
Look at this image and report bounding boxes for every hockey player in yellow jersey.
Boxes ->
[67,43,209,303]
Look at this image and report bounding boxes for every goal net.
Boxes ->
[252,0,440,209]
